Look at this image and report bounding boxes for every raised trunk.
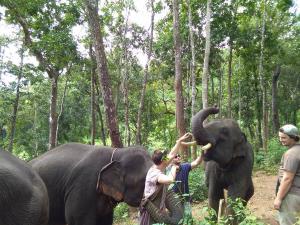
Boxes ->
[191,106,219,146]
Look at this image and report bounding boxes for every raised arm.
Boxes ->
[191,153,203,169]
[167,133,192,163]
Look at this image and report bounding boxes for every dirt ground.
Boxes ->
[115,171,279,225]
[191,171,279,224]
[247,171,279,225]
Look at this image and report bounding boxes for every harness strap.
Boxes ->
[96,148,118,192]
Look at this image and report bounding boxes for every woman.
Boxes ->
[140,132,192,225]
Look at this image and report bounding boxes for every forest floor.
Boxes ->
[192,170,279,225]
[115,171,279,225]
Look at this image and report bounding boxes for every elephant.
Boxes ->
[191,106,254,217]
[0,148,49,225]
[30,143,182,225]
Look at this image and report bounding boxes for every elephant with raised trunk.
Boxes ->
[30,143,182,225]
[0,148,49,225]
[191,106,254,215]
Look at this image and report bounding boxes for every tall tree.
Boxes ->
[84,0,123,147]
[258,0,268,151]
[202,0,212,109]
[188,0,197,159]
[8,46,23,152]
[272,64,280,134]
[136,0,155,145]
[173,0,187,156]
[0,0,80,150]
[188,0,197,117]
[89,44,96,145]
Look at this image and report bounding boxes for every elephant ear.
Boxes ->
[232,132,248,158]
[97,161,125,201]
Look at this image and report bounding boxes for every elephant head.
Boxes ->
[191,106,250,168]
[97,147,153,207]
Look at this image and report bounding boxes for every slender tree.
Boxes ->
[89,44,96,145]
[84,0,123,147]
[202,0,212,110]
[258,0,268,151]
[8,46,23,152]
[173,0,187,157]
[272,64,281,134]
[135,0,155,145]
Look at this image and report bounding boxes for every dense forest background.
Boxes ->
[0,0,299,160]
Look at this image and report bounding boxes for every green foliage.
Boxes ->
[113,203,129,222]
[254,137,286,172]
[189,166,208,202]
[199,198,265,225]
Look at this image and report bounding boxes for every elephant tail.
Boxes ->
[144,189,184,225]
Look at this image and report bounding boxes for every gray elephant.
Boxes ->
[0,148,49,225]
[191,106,254,216]
[30,143,181,225]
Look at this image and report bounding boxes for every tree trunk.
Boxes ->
[94,75,107,146]
[85,0,123,147]
[56,70,70,146]
[227,40,233,118]
[272,64,281,134]
[188,0,196,117]
[90,44,96,145]
[173,0,187,157]
[49,74,59,150]
[135,0,155,145]
[258,0,268,151]
[255,78,263,149]
[8,47,24,152]
[202,0,212,110]
[218,68,223,118]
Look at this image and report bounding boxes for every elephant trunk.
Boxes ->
[191,106,219,146]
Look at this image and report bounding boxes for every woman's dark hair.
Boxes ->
[152,149,167,165]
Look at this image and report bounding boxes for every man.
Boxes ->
[172,152,203,203]
[274,124,300,225]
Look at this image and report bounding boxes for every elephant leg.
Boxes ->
[96,212,114,225]
[208,184,224,216]
[244,180,254,202]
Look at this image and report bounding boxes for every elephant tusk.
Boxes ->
[201,143,212,153]
[180,141,197,146]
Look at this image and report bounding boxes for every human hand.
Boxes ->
[177,132,192,143]
[274,197,282,210]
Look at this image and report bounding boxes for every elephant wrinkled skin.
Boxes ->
[30,143,153,225]
[0,148,49,225]
[191,106,254,216]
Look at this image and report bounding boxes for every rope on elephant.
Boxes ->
[96,148,118,191]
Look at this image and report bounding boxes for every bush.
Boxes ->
[188,166,208,202]
[254,137,286,172]
[198,198,265,225]
[114,203,129,222]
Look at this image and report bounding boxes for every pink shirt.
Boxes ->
[144,166,163,199]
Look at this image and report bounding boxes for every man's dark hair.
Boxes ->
[152,149,167,165]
